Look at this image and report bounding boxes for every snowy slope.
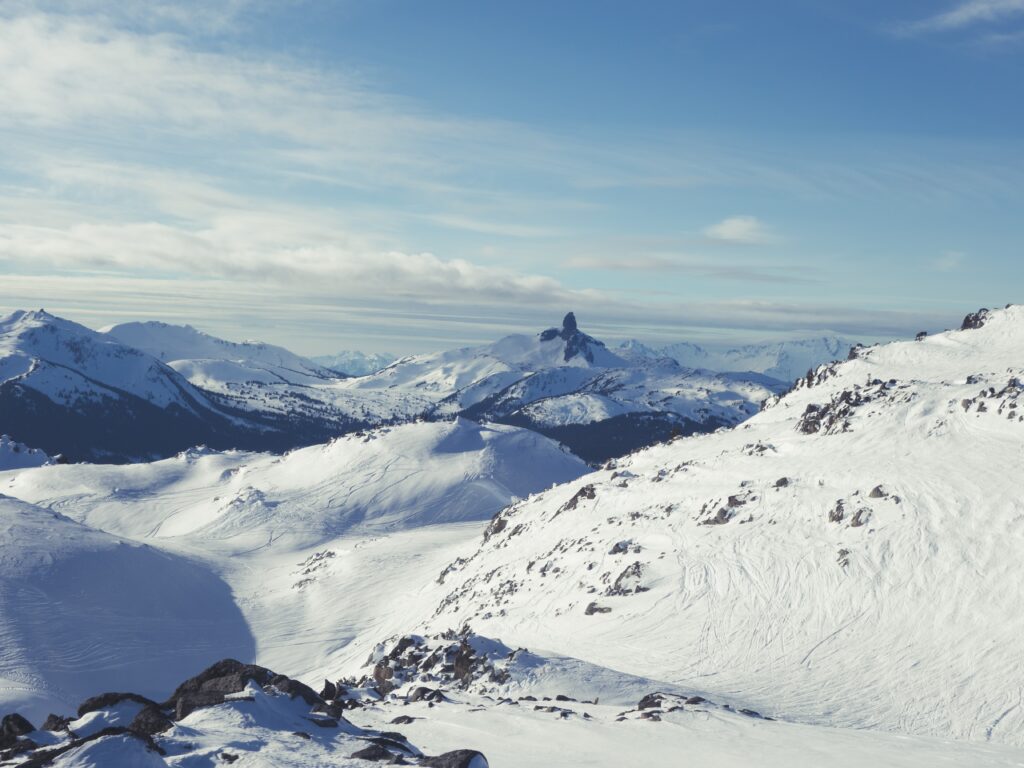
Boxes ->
[0,435,49,470]
[422,305,1024,746]
[1,311,215,411]
[3,309,1024,765]
[620,335,854,383]
[0,310,265,462]
[103,321,337,381]
[103,320,423,430]
[0,494,253,722]
[0,419,588,711]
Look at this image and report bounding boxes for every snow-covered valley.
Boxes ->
[0,306,1022,766]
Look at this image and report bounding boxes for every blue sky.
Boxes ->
[0,0,1021,354]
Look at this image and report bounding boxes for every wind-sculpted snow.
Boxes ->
[0,419,587,713]
[0,495,254,723]
[426,304,1024,746]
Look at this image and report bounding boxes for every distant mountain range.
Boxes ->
[1,309,851,464]
[617,335,854,383]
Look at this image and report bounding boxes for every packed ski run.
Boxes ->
[0,305,1022,766]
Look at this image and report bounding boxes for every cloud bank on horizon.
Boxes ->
[0,0,1021,354]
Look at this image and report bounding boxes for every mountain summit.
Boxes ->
[540,311,613,364]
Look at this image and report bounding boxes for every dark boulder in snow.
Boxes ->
[350,742,399,761]
[961,308,990,330]
[41,714,71,732]
[1,713,34,739]
[162,658,322,718]
[129,705,175,736]
[420,750,490,768]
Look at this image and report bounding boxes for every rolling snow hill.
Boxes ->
[0,494,254,721]
[0,435,50,470]
[422,304,1024,746]
[0,419,588,719]
[102,321,337,381]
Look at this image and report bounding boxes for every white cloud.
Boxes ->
[900,0,1024,33]
[702,216,774,245]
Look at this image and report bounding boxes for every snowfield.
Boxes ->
[0,435,49,470]
[0,495,253,722]
[0,419,587,724]
[1,306,1023,766]
[423,305,1024,746]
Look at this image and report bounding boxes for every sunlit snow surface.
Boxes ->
[2,307,1024,766]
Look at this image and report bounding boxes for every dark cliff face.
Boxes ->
[538,312,609,363]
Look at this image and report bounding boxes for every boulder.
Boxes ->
[421,750,489,768]
[130,706,175,736]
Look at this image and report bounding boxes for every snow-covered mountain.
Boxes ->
[3,307,1024,766]
[313,350,397,376]
[102,321,404,441]
[103,321,337,380]
[619,335,854,383]
[421,304,1024,746]
[0,310,265,462]
[0,311,424,462]
[347,313,785,462]
[2,310,786,464]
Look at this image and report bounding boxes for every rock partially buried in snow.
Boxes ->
[0,659,487,767]
[420,750,489,768]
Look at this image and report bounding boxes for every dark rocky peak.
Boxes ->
[961,308,990,330]
[539,312,609,363]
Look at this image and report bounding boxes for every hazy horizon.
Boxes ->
[1,1,1021,354]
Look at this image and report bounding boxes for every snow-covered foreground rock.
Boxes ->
[0,658,488,767]
[421,305,1024,746]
